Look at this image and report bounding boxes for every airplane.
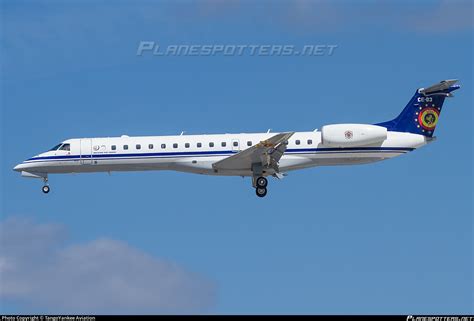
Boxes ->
[13,79,460,197]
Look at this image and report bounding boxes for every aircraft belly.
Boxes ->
[280,151,400,170]
[24,157,172,174]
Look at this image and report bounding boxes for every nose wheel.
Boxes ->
[254,176,268,198]
[42,185,50,194]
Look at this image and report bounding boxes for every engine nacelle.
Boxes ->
[321,124,387,147]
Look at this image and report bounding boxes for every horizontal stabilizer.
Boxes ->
[419,79,458,95]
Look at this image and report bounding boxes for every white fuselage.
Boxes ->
[14,130,429,177]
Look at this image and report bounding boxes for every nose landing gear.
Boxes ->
[42,177,50,194]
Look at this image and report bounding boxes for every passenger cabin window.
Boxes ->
[136,144,141,150]
[209,142,214,147]
[247,141,252,146]
[111,145,117,151]
[149,144,153,149]
[221,142,226,147]
[124,145,129,150]
[185,143,190,148]
[295,140,301,145]
[307,139,312,145]
[173,143,178,148]
[161,144,166,149]
[59,143,70,151]
[233,141,238,147]
[197,143,202,148]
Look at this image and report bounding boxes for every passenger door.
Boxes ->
[80,139,93,165]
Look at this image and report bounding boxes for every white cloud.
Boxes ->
[406,0,474,33]
[0,217,216,314]
[280,0,473,34]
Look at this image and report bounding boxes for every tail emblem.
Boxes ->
[417,106,440,131]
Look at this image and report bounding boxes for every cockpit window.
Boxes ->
[59,143,70,151]
[49,144,62,151]
[49,143,70,151]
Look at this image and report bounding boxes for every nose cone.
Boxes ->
[13,163,27,172]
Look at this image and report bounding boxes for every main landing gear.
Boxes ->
[254,176,268,198]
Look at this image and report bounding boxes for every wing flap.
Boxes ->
[212,132,294,171]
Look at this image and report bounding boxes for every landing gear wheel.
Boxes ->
[256,187,267,198]
[256,176,268,188]
[42,185,50,194]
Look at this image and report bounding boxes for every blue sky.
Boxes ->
[1,0,473,314]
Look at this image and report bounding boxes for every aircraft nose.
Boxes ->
[13,163,26,172]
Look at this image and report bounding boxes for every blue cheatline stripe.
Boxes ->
[24,147,414,164]
[287,147,414,152]
[27,150,236,161]
[24,152,236,163]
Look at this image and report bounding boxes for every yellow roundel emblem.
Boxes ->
[418,107,439,130]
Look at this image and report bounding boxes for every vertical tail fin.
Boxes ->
[377,80,460,137]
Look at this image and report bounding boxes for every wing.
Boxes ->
[212,132,294,172]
